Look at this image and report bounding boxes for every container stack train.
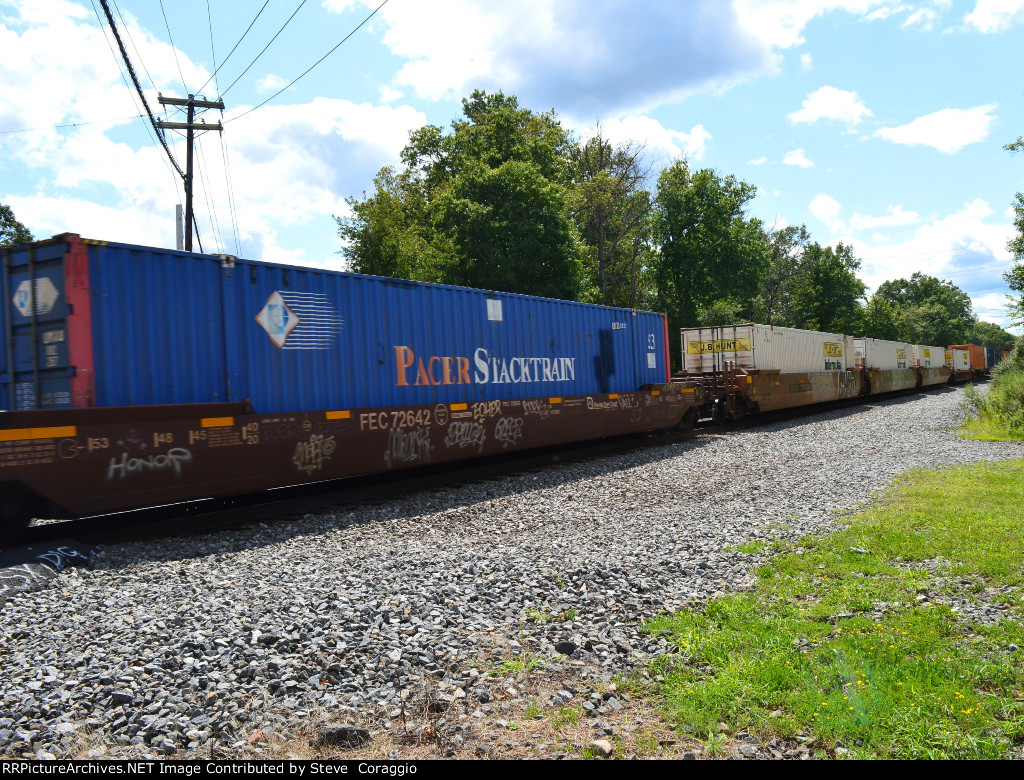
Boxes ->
[0,234,996,546]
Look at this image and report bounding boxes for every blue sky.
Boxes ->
[1,0,1022,329]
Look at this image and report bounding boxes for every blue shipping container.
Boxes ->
[1,235,669,412]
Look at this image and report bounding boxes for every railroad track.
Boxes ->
[12,382,961,553]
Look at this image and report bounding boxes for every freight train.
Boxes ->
[0,234,986,546]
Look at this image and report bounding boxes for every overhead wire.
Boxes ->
[195,135,225,252]
[93,0,185,181]
[226,0,390,124]
[195,0,272,96]
[202,0,243,256]
[219,0,310,99]
[157,0,190,93]
[0,114,145,134]
[219,132,243,256]
[109,0,160,98]
[90,0,183,201]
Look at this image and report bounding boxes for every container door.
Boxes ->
[1,242,75,410]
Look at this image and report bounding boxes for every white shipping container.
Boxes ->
[913,344,945,368]
[949,348,970,371]
[680,323,853,374]
[854,338,912,369]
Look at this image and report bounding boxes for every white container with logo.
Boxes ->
[948,348,970,371]
[680,324,853,374]
[853,338,912,370]
[912,344,946,368]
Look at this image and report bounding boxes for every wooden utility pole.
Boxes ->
[156,95,224,252]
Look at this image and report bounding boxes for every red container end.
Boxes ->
[948,344,986,371]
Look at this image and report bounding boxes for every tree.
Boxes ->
[1003,137,1024,326]
[861,294,903,341]
[1005,192,1024,327]
[751,224,811,326]
[569,127,653,307]
[337,90,585,299]
[790,242,866,334]
[873,272,976,344]
[338,167,450,282]
[0,204,33,247]
[651,161,766,332]
[973,320,1017,351]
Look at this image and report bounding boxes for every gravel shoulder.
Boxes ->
[1,386,1021,760]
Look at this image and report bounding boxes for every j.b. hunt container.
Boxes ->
[949,348,971,372]
[913,344,945,368]
[1,234,670,412]
[680,323,854,374]
[852,338,913,369]
[853,338,916,393]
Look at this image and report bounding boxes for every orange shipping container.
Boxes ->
[949,344,986,370]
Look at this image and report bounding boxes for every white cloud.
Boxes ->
[810,193,844,230]
[833,200,1014,302]
[331,0,770,115]
[863,5,906,21]
[849,205,921,230]
[963,0,1024,32]
[799,52,813,70]
[0,0,428,263]
[255,74,291,93]
[875,103,997,153]
[783,148,814,168]
[788,85,873,128]
[971,291,1013,325]
[583,117,711,166]
[733,0,890,49]
[902,7,937,28]
[379,86,404,103]
[748,156,768,165]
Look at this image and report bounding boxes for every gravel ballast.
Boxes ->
[1,386,1020,759]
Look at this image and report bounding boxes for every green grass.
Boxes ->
[490,652,547,676]
[726,540,770,554]
[961,413,1023,442]
[647,460,1024,759]
[552,706,582,729]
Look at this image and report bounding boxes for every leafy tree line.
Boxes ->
[0,204,33,247]
[338,91,1013,357]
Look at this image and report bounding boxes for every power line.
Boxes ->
[219,129,243,256]
[157,0,189,92]
[195,135,225,252]
[110,0,160,98]
[227,0,390,124]
[195,0,272,95]
[220,0,310,98]
[89,0,182,202]
[0,114,144,134]
[94,0,185,180]
[205,0,219,95]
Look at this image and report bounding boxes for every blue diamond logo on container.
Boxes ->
[12,277,60,317]
[256,291,300,348]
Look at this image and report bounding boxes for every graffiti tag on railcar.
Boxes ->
[522,399,552,418]
[106,448,193,481]
[384,426,433,468]
[472,400,502,422]
[293,434,336,474]
[494,417,524,448]
[443,421,487,452]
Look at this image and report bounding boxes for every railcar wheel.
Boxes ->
[711,399,726,425]
[729,395,747,422]
[678,408,699,431]
[0,484,34,549]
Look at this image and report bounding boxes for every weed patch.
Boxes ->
[648,460,1024,759]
